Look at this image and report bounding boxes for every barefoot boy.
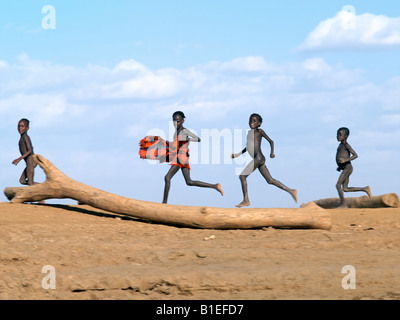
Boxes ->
[12,118,37,185]
[161,111,224,203]
[336,127,371,207]
[232,113,297,207]
[139,111,223,204]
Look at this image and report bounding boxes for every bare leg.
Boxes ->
[236,160,257,207]
[26,163,35,186]
[19,162,43,203]
[181,168,223,195]
[336,174,347,207]
[342,166,372,198]
[336,165,352,207]
[259,164,298,203]
[163,165,180,204]
[19,168,28,185]
[20,158,37,186]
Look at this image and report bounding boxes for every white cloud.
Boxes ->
[0,60,8,68]
[0,93,68,126]
[353,129,400,147]
[113,59,149,74]
[1,54,398,128]
[220,56,270,73]
[297,11,400,51]
[381,76,400,111]
[302,57,332,72]
[126,123,147,138]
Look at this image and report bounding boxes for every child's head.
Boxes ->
[18,118,30,134]
[249,113,262,129]
[172,111,185,129]
[337,127,349,141]
[172,111,185,120]
[19,118,30,127]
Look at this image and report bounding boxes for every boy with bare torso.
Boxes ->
[336,127,371,207]
[12,118,37,185]
[232,113,297,207]
[162,111,224,203]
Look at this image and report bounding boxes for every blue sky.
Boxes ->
[1,1,399,208]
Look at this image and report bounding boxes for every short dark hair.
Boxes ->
[249,113,262,124]
[172,111,186,119]
[337,127,350,137]
[19,118,30,127]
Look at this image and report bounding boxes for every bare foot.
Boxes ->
[365,186,372,199]
[216,183,224,196]
[290,189,298,203]
[235,200,250,208]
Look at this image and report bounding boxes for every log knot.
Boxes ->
[201,207,212,215]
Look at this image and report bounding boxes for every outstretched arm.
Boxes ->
[260,129,275,158]
[231,147,246,159]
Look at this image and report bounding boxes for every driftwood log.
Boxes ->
[4,155,332,230]
[310,193,400,209]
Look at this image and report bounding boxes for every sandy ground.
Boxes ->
[0,201,399,300]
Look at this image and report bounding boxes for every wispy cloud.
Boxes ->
[297,11,400,52]
[2,22,42,35]
[1,54,399,129]
[174,43,204,55]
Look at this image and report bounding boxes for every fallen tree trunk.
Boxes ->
[311,193,400,209]
[4,155,332,230]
